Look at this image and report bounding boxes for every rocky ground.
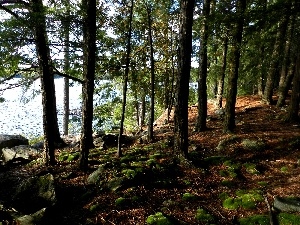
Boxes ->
[1,95,300,225]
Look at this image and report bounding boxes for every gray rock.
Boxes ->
[274,196,300,212]
[17,208,46,225]
[0,135,29,151]
[87,165,106,185]
[2,145,41,164]
[13,173,56,214]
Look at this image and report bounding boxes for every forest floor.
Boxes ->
[2,95,300,225]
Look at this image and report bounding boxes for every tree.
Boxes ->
[174,0,195,158]
[285,52,300,122]
[195,0,210,131]
[223,0,246,133]
[262,3,290,105]
[79,0,96,171]
[146,3,155,142]
[118,0,134,157]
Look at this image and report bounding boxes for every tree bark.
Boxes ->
[79,0,96,171]
[216,32,228,109]
[285,53,300,122]
[276,12,295,107]
[31,0,64,165]
[147,4,155,143]
[195,0,210,132]
[174,0,195,158]
[118,0,133,157]
[63,0,70,135]
[263,11,289,105]
[223,0,246,133]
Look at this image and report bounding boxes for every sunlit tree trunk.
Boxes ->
[79,0,96,171]
[174,0,195,158]
[223,0,246,133]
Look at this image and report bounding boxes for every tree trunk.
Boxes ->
[276,13,295,107]
[285,53,300,122]
[147,4,155,143]
[263,12,289,105]
[223,0,246,133]
[79,0,96,171]
[216,33,228,109]
[31,0,63,165]
[195,0,210,132]
[63,1,70,135]
[174,0,195,158]
[117,0,134,157]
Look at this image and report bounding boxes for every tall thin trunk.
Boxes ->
[63,0,70,135]
[147,4,155,142]
[216,32,228,109]
[174,0,195,158]
[117,0,134,157]
[195,0,210,131]
[79,0,96,171]
[223,0,246,133]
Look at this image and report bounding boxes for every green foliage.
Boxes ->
[195,208,214,223]
[257,181,268,187]
[278,213,300,225]
[239,214,269,225]
[221,180,234,187]
[223,197,240,210]
[0,97,5,103]
[28,136,43,146]
[241,139,266,151]
[146,212,173,225]
[121,169,137,179]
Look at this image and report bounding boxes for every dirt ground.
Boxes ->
[1,95,300,225]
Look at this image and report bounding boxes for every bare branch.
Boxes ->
[52,66,83,84]
[0,4,19,18]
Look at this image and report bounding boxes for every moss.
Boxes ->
[241,139,266,151]
[239,214,269,225]
[195,208,214,223]
[222,190,263,210]
[281,166,289,173]
[115,197,129,207]
[278,212,300,225]
[244,163,260,175]
[182,192,198,201]
[221,180,234,187]
[121,169,137,179]
[257,181,268,187]
[223,197,240,210]
[146,212,173,225]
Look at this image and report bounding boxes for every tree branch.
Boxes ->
[0,4,19,18]
[52,67,83,84]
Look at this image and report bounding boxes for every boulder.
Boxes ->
[2,145,41,164]
[16,208,46,225]
[274,196,300,212]
[87,165,106,185]
[12,173,56,214]
[0,135,29,150]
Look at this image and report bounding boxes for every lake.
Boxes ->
[0,78,82,138]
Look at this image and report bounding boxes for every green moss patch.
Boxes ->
[239,214,269,225]
[146,212,173,225]
[195,208,214,223]
[278,212,300,225]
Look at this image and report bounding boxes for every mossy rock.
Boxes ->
[203,155,229,165]
[146,212,173,225]
[239,214,269,225]
[222,190,263,210]
[115,197,130,207]
[216,136,240,151]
